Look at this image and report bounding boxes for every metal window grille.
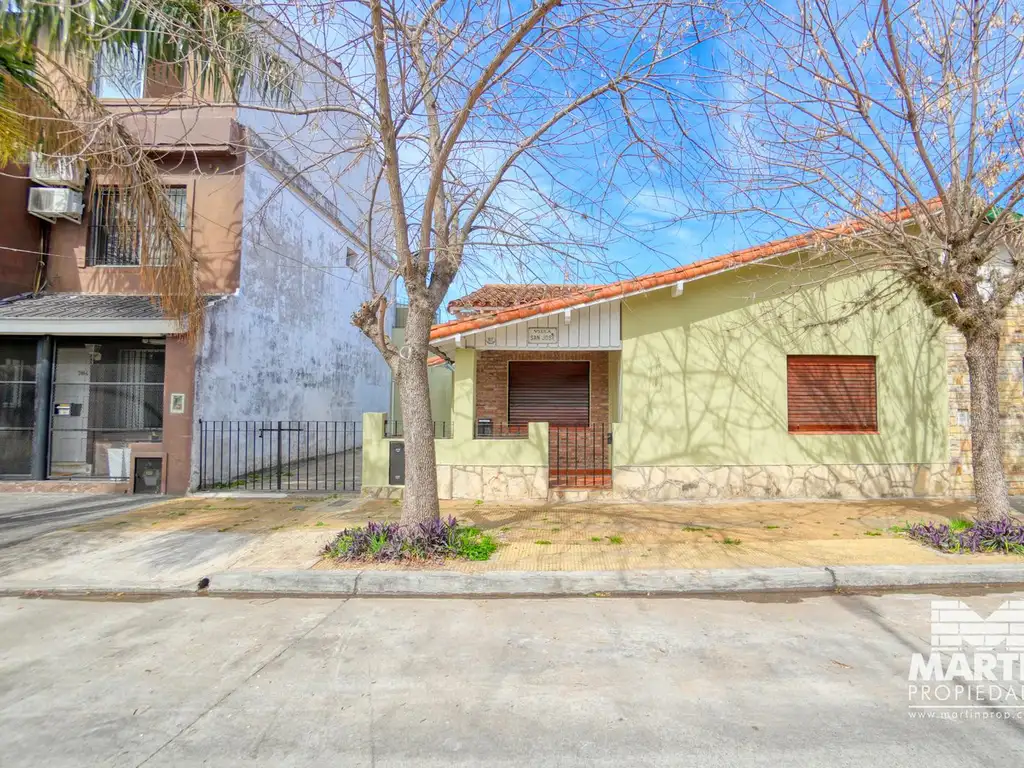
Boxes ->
[118,350,148,430]
[88,186,188,266]
[48,342,164,480]
[0,358,25,409]
[0,342,36,477]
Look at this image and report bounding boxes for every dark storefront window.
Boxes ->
[49,341,164,479]
[0,340,37,477]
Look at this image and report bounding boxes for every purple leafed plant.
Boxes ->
[905,518,1024,555]
[323,516,496,562]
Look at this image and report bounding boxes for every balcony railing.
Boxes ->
[383,419,452,439]
[474,421,529,439]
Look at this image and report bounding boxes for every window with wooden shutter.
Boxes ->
[787,355,877,433]
[508,361,590,426]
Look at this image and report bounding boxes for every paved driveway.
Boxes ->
[0,493,354,588]
[0,493,163,549]
[1,590,1022,766]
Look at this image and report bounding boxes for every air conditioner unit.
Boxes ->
[29,152,86,189]
[28,187,84,223]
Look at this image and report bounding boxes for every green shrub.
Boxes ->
[323,518,498,562]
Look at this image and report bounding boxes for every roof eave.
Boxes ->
[430,247,793,344]
[0,318,181,336]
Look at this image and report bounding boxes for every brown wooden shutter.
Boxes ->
[508,361,590,426]
[787,355,877,433]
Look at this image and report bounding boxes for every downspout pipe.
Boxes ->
[32,220,51,295]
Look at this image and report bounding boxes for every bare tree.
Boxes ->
[238,0,727,524]
[706,0,1024,518]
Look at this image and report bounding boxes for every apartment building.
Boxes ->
[0,41,392,493]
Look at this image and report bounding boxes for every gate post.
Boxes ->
[198,419,204,489]
[276,420,283,490]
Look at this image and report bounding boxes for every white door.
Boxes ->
[51,347,91,470]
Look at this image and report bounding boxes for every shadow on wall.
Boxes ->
[616,261,947,474]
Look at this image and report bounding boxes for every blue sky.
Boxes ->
[280,1,783,310]
[281,0,1023,314]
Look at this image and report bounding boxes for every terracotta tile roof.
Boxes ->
[430,206,925,342]
[447,284,595,313]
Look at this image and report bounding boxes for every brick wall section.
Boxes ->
[475,351,610,426]
[947,306,1024,496]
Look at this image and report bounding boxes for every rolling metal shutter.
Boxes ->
[508,361,590,426]
[787,355,877,433]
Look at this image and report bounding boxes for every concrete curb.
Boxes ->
[2,564,1023,599]
[205,564,1024,598]
[827,564,1024,589]
[0,581,198,598]
[206,567,837,597]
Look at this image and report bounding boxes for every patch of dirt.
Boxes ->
[76,495,364,535]
[316,497,1022,572]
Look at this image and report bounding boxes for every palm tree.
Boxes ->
[0,1,288,344]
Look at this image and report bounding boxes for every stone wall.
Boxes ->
[613,463,951,501]
[439,464,548,500]
[474,351,610,425]
[365,464,548,501]
[947,307,1024,496]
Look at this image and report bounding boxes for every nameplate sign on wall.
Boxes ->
[527,328,557,344]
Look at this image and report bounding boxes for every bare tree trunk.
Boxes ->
[963,327,1012,520]
[396,302,441,525]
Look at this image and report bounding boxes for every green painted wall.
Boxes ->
[362,412,391,488]
[362,349,548,488]
[615,263,947,467]
[608,350,621,422]
[436,348,548,466]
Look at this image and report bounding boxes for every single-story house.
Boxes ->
[362,225,1024,501]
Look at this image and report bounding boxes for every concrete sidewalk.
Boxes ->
[1,494,1021,598]
[0,493,165,549]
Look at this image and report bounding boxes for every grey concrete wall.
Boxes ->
[190,158,391,487]
[190,52,394,488]
[194,159,391,422]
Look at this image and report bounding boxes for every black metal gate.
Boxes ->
[197,420,362,491]
[550,424,612,489]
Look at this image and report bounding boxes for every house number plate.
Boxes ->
[527,328,557,344]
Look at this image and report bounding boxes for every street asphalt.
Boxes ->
[1,590,1022,767]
